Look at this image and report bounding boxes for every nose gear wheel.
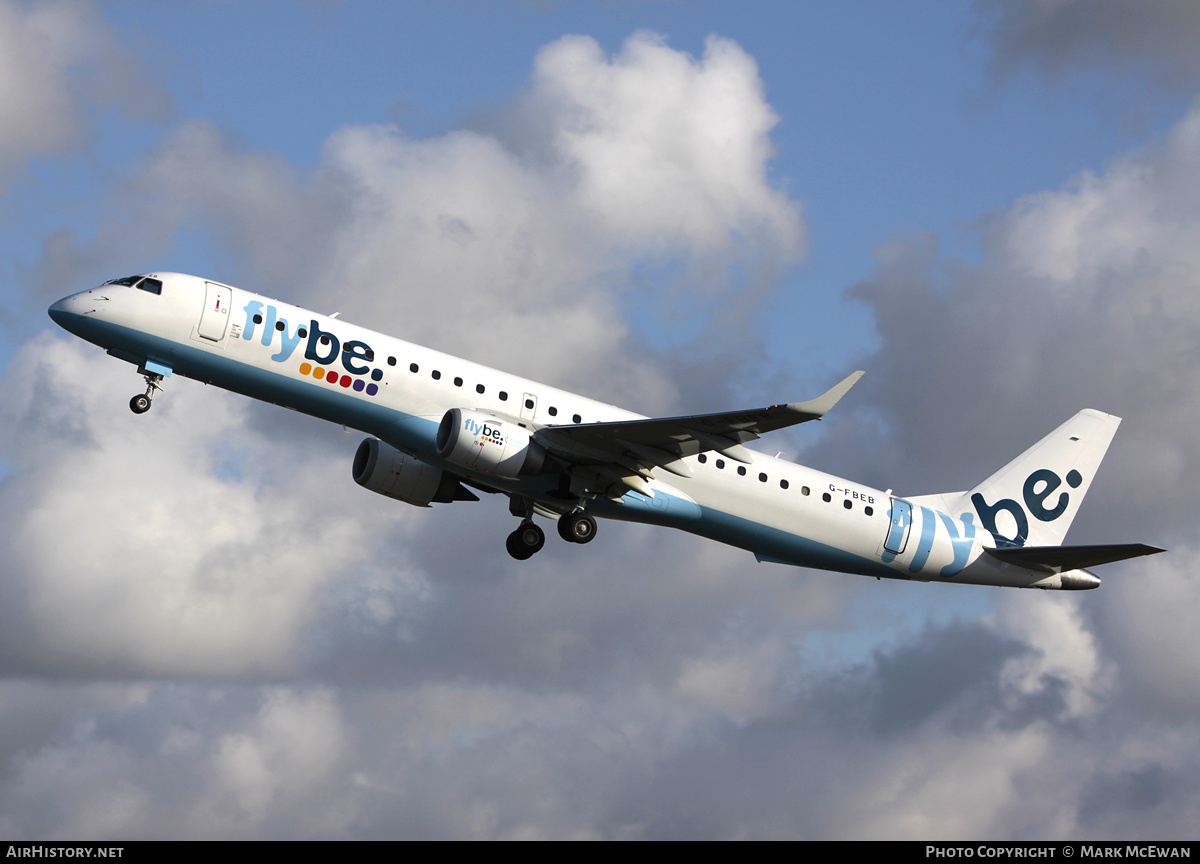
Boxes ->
[129,372,164,414]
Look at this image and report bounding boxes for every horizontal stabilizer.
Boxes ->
[985,543,1165,573]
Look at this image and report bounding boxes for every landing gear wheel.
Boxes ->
[558,511,597,544]
[506,521,545,560]
[130,369,164,415]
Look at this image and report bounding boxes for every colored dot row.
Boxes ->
[299,362,379,396]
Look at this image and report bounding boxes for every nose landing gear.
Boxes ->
[129,371,164,414]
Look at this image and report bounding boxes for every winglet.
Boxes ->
[786,371,864,420]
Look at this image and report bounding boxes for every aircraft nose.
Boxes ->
[48,292,89,329]
[48,294,77,326]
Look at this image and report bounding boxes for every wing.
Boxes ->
[532,371,863,498]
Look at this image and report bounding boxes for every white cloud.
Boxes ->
[0,335,413,676]
[0,0,167,190]
[526,32,804,259]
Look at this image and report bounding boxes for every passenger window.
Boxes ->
[499,391,508,401]
[432,370,441,380]
[409,363,418,373]
[715,459,725,469]
[780,479,789,490]
[822,492,831,502]
[759,473,768,482]
[548,406,557,417]
[737,466,746,476]
[843,500,852,510]
[476,384,485,394]
[865,506,874,516]
[573,414,581,424]
[698,454,707,464]
[454,377,463,387]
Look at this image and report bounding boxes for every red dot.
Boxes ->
[326,370,339,384]
[340,376,352,388]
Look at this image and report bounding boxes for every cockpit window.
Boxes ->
[102,274,163,295]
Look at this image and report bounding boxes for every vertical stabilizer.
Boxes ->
[963,409,1121,548]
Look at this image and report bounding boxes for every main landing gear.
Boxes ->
[505,509,598,560]
[506,521,545,560]
[557,510,597,544]
[129,371,164,414]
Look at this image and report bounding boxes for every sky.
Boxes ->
[0,0,1199,840]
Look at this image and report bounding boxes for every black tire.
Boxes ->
[507,523,544,559]
[566,512,597,544]
[130,394,151,414]
[506,531,531,560]
[518,522,545,555]
[557,514,577,543]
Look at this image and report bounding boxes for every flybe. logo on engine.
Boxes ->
[465,418,507,447]
[241,300,384,397]
[971,468,1084,547]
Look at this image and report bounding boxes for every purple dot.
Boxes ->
[353,379,365,392]
[366,383,378,396]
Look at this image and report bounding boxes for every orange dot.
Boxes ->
[299,363,312,375]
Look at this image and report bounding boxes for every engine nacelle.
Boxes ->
[352,438,473,506]
[436,408,546,478]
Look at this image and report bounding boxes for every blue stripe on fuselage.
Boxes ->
[591,492,901,579]
[55,315,439,456]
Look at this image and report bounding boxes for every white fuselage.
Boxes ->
[48,272,1090,590]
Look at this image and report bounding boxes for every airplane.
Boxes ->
[48,272,1164,590]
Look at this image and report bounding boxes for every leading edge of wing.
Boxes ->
[534,370,864,472]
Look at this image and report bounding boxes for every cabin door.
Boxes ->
[884,498,913,555]
[198,282,232,342]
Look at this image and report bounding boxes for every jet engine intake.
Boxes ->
[353,438,476,506]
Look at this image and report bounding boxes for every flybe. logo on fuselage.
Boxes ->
[971,468,1084,547]
[241,300,384,397]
